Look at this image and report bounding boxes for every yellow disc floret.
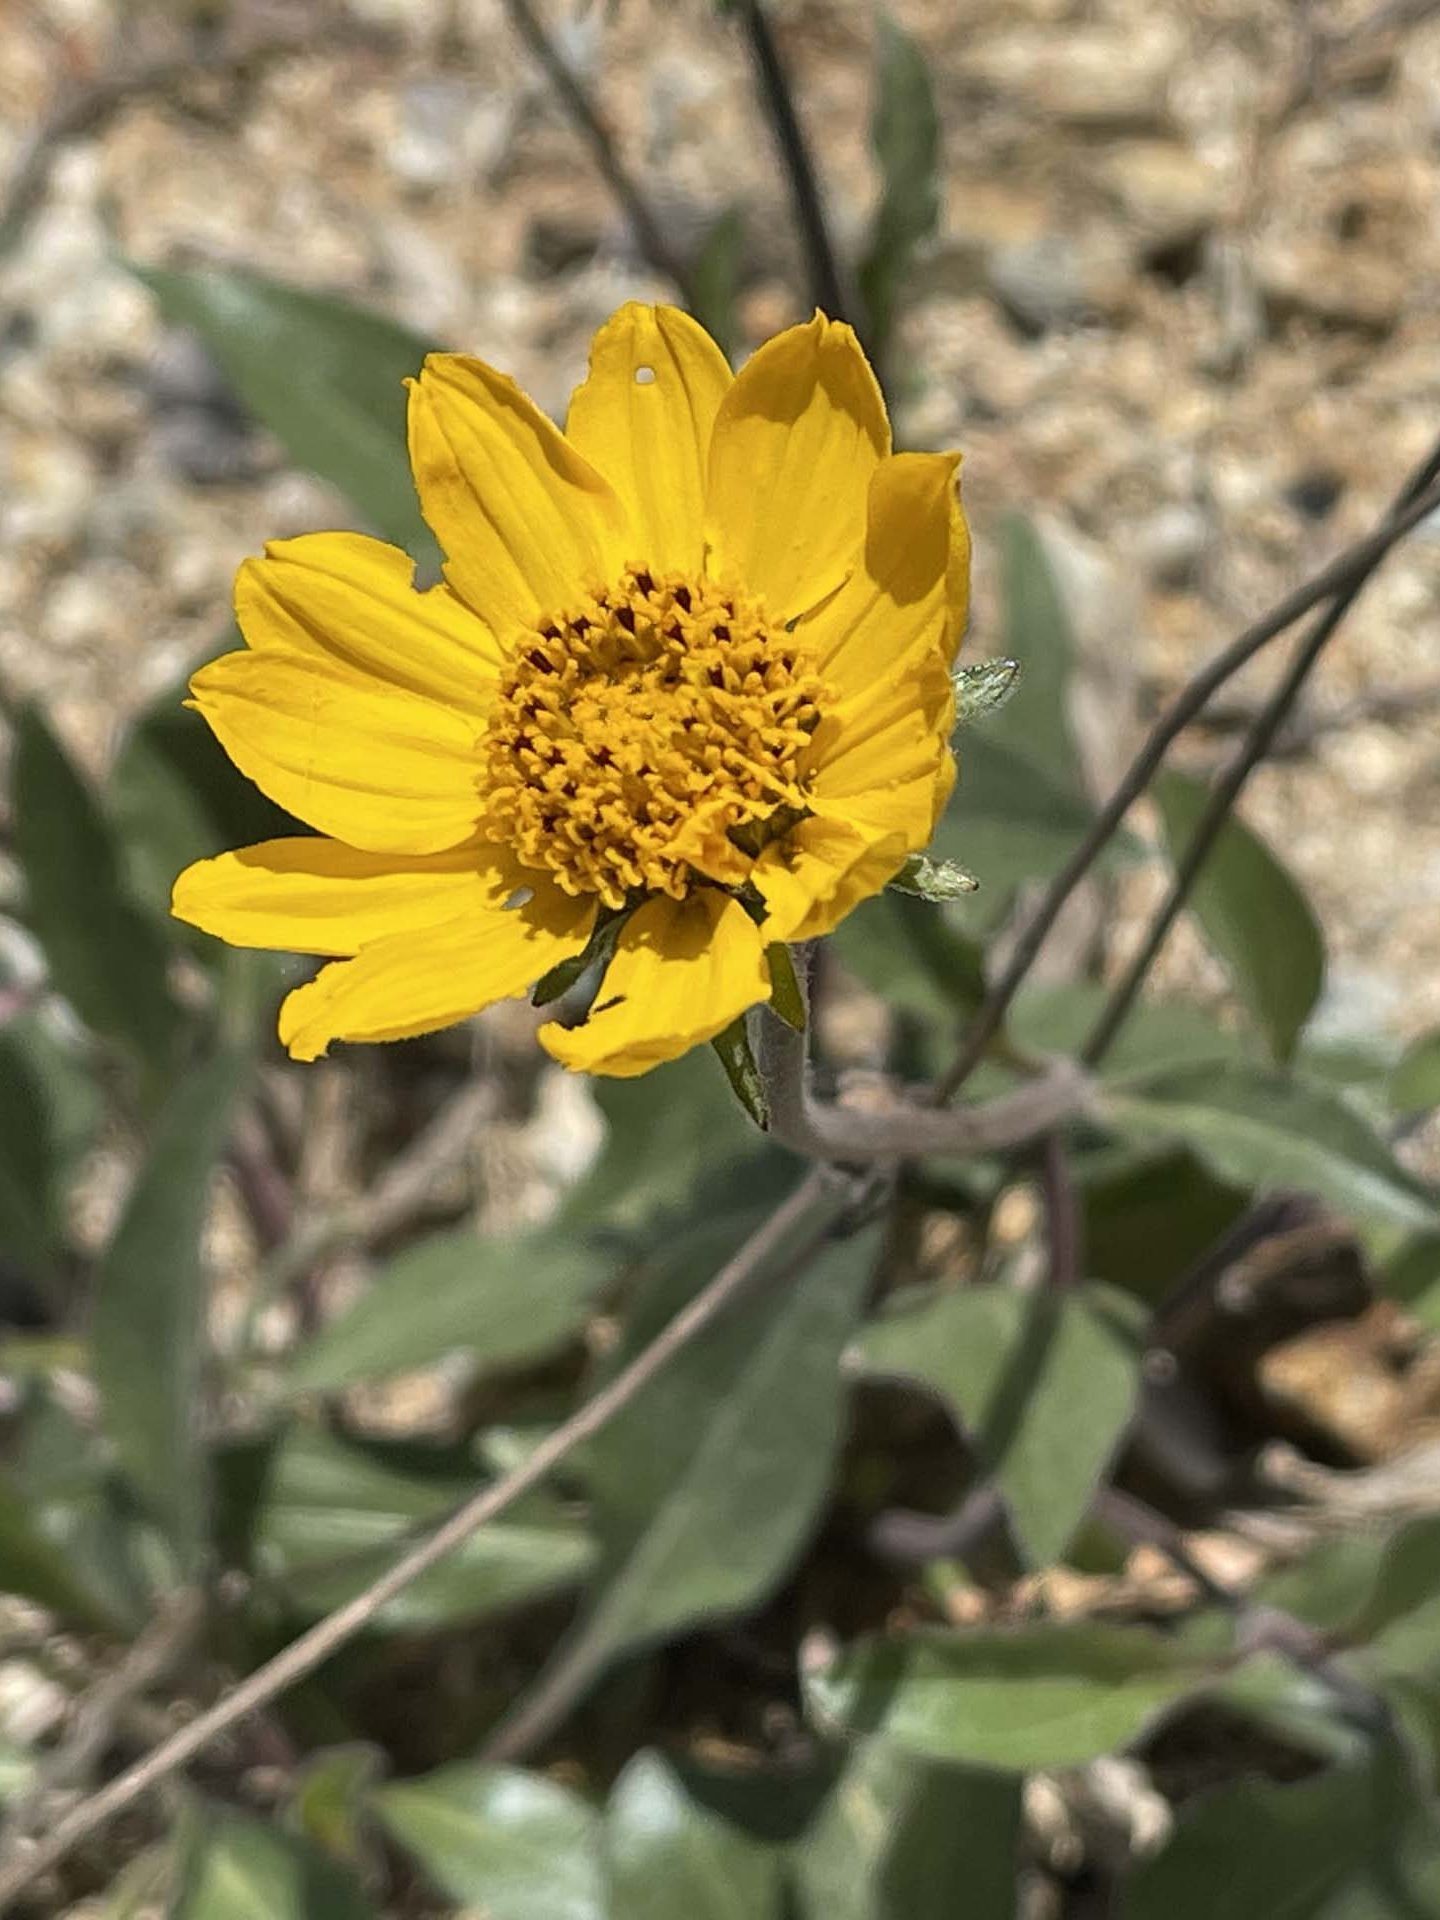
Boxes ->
[480,567,828,910]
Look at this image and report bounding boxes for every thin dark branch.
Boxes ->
[1081,432,1440,1066]
[935,466,1440,1100]
[733,0,853,323]
[0,1171,842,1907]
[502,0,693,301]
[1040,1131,1081,1290]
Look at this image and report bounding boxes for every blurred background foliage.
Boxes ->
[4,0,1440,1914]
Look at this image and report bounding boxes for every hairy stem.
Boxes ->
[755,1002,1092,1161]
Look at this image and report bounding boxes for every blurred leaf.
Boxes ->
[858,10,941,362]
[689,206,744,357]
[607,1751,787,1919]
[807,1620,1210,1771]
[1081,1149,1247,1307]
[860,1282,1139,1566]
[254,1427,593,1630]
[1380,1233,1440,1328]
[91,1054,246,1571]
[1102,1064,1440,1235]
[991,514,1086,795]
[793,1741,1020,1920]
[1389,1029,1440,1117]
[103,1844,174,1919]
[834,891,986,1022]
[11,703,181,1082]
[0,1467,119,1632]
[130,262,438,553]
[372,1763,604,1918]
[1011,982,1244,1083]
[287,1222,602,1393]
[499,1212,872,1735]
[712,1016,769,1129]
[173,1803,376,1920]
[1154,770,1325,1063]
[932,732,1105,892]
[0,1031,64,1286]
[1119,1749,1411,1920]
[766,942,806,1031]
[0,1011,103,1172]
[111,672,301,923]
[585,1048,762,1231]
[287,1744,382,1866]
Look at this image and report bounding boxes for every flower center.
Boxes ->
[479,567,827,910]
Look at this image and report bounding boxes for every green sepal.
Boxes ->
[766,943,807,1031]
[531,907,631,1009]
[712,1017,769,1132]
[953,657,1022,727]
[888,854,980,901]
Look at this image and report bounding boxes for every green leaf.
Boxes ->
[1102,1064,1440,1235]
[253,1427,592,1630]
[173,1804,376,1920]
[765,942,807,1030]
[287,1744,381,1866]
[130,262,438,553]
[860,1283,1139,1566]
[499,1211,871,1733]
[807,1620,1210,1771]
[111,668,301,923]
[1011,981,1245,1082]
[991,513,1086,795]
[834,891,987,1022]
[689,206,744,358]
[932,733,1103,892]
[1389,1029,1440,1116]
[1081,1149,1247,1307]
[584,1048,761,1231]
[0,1467,119,1632]
[858,10,941,362]
[11,704,181,1080]
[888,853,980,900]
[952,657,1023,727]
[91,1054,247,1570]
[793,1742,1021,1920]
[287,1222,601,1394]
[0,1031,64,1287]
[712,1016,769,1130]
[372,1763,604,1918]
[1154,769,1325,1063]
[1119,1751,1411,1920]
[606,1752,787,1919]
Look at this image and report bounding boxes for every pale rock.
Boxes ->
[1097,141,1226,254]
[970,23,1182,132]
[988,227,1132,334]
[0,434,96,550]
[1257,239,1408,334]
[1132,501,1211,589]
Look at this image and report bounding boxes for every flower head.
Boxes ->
[172,305,970,1076]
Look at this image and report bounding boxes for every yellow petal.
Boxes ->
[799,452,961,701]
[407,353,629,642]
[172,838,522,956]
[810,646,954,803]
[946,477,972,660]
[237,534,504,716]
[278,884,595,1061]
[566,303,732,576]
[190,649,481,855]
[755,784,941,944]
[539,890,770,1078]
[705,313,890,619]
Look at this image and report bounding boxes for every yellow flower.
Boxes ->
[171,305,970,1076]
